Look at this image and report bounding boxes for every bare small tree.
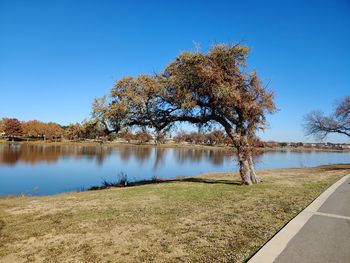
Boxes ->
[303,96,350,139]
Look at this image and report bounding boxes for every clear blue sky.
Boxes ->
[0,0,349,142]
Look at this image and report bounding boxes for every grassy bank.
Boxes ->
[0,165,349,262]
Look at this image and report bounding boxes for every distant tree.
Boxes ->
[304,96,350,139]
[119,130,135,142]
[134,130,152,143]
[279,142,288,147]
[22,120,46,138]
[172,131,205,144]
[4,118,23,138]
[207,130,226,145]
[45,122,64,140]
[64,123,83,140]
[251,137,266,148]
[0,119,5,134]
[81,120,107,139]
[22,120,63,140]
[173,131,185,143]
[191,132,207,144]
[93,44,276,184]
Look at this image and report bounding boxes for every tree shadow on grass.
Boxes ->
[317,163,350,171]
[88,177,242,191]
[176,177,241,185]
[0,219,5,233]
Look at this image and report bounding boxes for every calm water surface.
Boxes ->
[0,143,349,196]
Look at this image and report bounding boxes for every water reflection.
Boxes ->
[0,143,231,168]
[154,148,166,170]
[0,144,114,166]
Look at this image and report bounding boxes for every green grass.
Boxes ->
[0,165,349,262]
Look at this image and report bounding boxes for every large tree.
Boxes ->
[94,44,276,184]
[304,96,350,139]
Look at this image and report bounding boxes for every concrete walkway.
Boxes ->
[248,174,350,263]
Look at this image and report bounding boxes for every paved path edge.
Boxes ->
[247,173,350,263]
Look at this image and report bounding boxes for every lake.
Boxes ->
[0,143,349,196]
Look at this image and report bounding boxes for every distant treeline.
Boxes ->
[0,118,120,141]
[172,130,265,147]
[0,117,262,146]
[1,118,349,150]
[0,118,106,141]
[0,118,63,140]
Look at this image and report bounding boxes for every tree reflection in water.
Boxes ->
[0,144,112,166]
[173,147,231,166]
[0,143,236,168]
[153,148,166,170]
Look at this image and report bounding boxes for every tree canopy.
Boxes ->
[94,44,276,184]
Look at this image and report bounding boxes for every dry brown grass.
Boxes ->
[0,164,349,262]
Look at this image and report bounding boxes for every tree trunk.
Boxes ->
[248,155,261,183]
[235,134,261,185]
[238,153,252,185]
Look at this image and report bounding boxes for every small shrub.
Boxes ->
[117,172,128,186]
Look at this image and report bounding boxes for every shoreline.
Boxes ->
[0,139,349,153]
[1,164,349,199]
